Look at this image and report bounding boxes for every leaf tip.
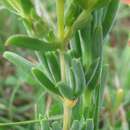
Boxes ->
[5,38,11,46]
[3,51,10,59]
[31,67,36,73]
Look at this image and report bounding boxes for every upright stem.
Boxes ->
[56,1,72,130]
[63,104,72,130]
[56,0,65,80]
[56,0,64,40]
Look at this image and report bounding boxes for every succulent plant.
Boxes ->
[0,0,120,129]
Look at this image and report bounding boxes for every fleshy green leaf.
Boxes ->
[32,68,60,95]
[65,0,81,26]
[86,26,103,90]
[73,10,92,31]
[103,0,120,37]
[5,35,60,52]
[70,32,82,58]
[57,81,75,100]
[86,58,101,90]
[78,26,92,67]
[72,59,86,97]
[3,51,33,73]
[65,51,75,91]
[45,52,61,83]
[36,52,53,81]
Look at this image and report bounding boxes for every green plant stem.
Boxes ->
[56,0,65,81]
[63,104,72,130]
[0,116,62,127]
[0,119,40,126]
[60,51,72,130]
[56,0,64,40]
[56,1,72,130]
[9,82,19,120]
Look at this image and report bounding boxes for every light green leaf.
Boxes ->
[57,81,75,100]
[72,59,86,97]
[103,0,120,38]
[65,0,81,27]
[32,68,60,95]
[36,52,53,81]
[45,52,61,82]
[64,52,76,92]
[73,10,92,31]
[5,35,60,52]
[3,51,33,73]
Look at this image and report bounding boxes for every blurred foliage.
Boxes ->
[100,4,130,130]
[0,2,130,130]
[0,7,37,130]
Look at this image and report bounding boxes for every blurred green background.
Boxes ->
[0,2,130,130]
